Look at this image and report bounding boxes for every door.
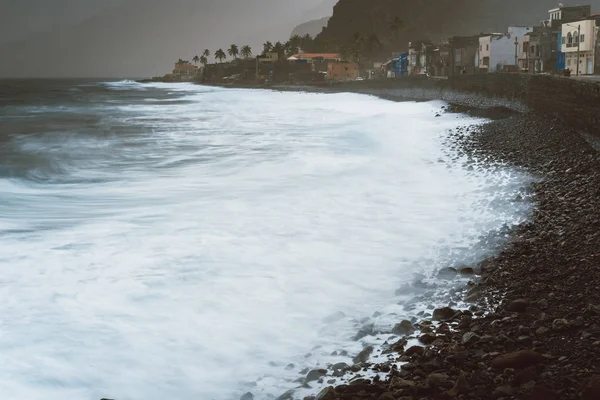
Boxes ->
[587,59,593,75]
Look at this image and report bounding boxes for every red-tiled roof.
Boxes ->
[289,53,341,59]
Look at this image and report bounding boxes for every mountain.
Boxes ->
[316,0,600,51]
[291,17,330,38]
[0,0,329,78]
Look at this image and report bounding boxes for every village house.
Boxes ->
[549,5,592,71]
[478,26,534,72]
[172,61,198,81]
[287,53,341,73]
[408,40,434,75]
[449,35,480,76]
[562,16,599,75]
[327,61,360,81]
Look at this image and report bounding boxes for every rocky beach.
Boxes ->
[273,108,600,400]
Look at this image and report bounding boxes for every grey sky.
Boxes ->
[0,0,336,78]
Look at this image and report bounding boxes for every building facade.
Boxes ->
[479,27,533,72]
[327,61,359,81]
[561,19,598,74]
[449,35,480,75]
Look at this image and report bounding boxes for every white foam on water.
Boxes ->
[0,83,531,400]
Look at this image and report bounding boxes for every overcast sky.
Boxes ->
[0,0,336,77]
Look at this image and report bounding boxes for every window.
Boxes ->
[523,44,528,53]
[581,34,585,43]
[562,37,566,44]
[480,45,482,51]
[567,32,573,44]
[567,59,571,66]
[486,44,489,51]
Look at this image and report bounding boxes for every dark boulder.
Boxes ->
[392,320,415,335]
[491,350,544,369]
[433,307,457,321]
[507,299,529,312]
[352,345,374,364]
[305,369,328,383]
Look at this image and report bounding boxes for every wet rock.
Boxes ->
[378,393,395,400]
[427,372,451,388]
[492,385,513,398]
[552,318,569,331]
[507,298,529,312]
[535,326,549,336]
[462,332,480,346]
[305,369,327,383]
[392,320,415,335]
[419,333,437,345]
[315,386,335,400]
[514,369,537,385]
[433,307,457,321]
[277,390,295,400]
[445,371,469,397]
[581,375,600,400]
[240,393,254,400]
[389,376,416,390]
[352,346,374,364]
[491,350,544,369]
[528,386,558,400]
[459,267,475,275]
[353,323,375,341]
[458,315,473,330]
[285,363,295,370]
[404,345,424,357]
[437,267,458,279]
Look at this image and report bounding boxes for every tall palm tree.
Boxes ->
[389,16,404,43]
[289,35,303,49]
[241,45,253,59]
[272,41,285,62]
[263,41,274,54]
[200,55,208,66]
[228,44,239,59]
[203,49,210,58]
[192,55,200,66]
[301,34,313,52]
[215,49,227,63]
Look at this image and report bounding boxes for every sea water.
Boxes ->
[0,80,531,400]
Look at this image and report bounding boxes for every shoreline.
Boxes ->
[288,111,600,400]
[139,79,600,399]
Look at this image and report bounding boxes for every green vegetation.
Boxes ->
[227,44,239,60]
[214,49,226,63]
[241,45,253,59]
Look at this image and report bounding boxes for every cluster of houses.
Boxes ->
[387,4,600,78]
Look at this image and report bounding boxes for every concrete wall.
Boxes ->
[330,74,600,137]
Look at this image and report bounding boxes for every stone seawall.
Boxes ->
[330,74,600,137]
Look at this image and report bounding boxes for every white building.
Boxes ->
[561,19,598,75]
[478,26,534,72]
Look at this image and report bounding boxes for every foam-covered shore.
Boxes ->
[275,109,600,400]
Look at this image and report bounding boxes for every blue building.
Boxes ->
[392,53,409,77]
[556,32,566,70]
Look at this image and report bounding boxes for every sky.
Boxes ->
[0,0,336,78]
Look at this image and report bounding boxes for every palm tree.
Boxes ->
[263,41,274,54]
[241,45,253,59]
[215,49,227,63]
[284,40,298,57]
[192,55,200,66]
[272,41,285,62]
[202,49,210,59]
[389,16,404,43]
[289,34,303,49]
[301,34,314,52]
[228,44,239,59]
[200,55,208,66]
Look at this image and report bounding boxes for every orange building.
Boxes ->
[327,61,360,81]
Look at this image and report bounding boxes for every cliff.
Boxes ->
[291,17,330,38]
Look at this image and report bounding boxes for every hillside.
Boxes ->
[291,17,330,39]
[316,0,600,52]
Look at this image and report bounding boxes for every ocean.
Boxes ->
[0,79,531,400]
